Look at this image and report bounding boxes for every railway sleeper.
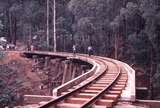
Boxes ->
[91,84,108,87]
[97,79,115,82]
[87,86,105,90]
[65,97,90,104]
[101,75,117,78]
[95,99,114,107]
[118,77,128,81]
[116,81,126,85]
[108,90,121,94]
[113,85,126,90]
[76,93,96,98]
[114,84,125,87]
[95,82,110,85]
[100,78,117,80]
[102,94,119,100]
[82,89,101,94]
[96,81,113,84]
[92,105,111,108]
[56,103,80,108]
[111,87,124,91]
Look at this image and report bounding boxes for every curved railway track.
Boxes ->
[23,52,128,108]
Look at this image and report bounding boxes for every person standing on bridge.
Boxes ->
[30,44,34,51]
[88,45,93,56]
[72,44,76,55]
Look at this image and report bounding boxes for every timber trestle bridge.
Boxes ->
[22,51,135,108]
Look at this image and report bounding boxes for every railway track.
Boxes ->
[23,52,128,108]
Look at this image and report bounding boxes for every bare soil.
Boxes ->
[0,51,49,95]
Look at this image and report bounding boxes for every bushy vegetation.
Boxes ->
[0,63,23,107]
[0,51,5,60]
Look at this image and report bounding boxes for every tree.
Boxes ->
[0,63,23,107]
[46,0,50,49]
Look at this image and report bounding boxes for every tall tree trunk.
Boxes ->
[53,0,57,52]
[13,16,17,45]
[47,0,50,49]
[71,15,75,46]
[148,47,153,99]
[113,28,118,59]
[9,11,12,43]
[29,26,32,46]
[6,9,10,41]
[115,33,118,59]
[21,0,25,43]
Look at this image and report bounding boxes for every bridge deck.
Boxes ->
[19,51,136,107]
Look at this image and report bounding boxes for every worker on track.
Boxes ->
[88,46,93,56]
[72,44,76,55]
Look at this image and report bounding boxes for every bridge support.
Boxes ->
[71,64,76,79]
[61,61,89,84]
[62,60,72,84]
[32,55,38,63]
[44,56,51,68]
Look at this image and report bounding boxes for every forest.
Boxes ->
[0,0,160,107]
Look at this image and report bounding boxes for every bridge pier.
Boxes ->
[32,55,38,63]
[71,63,79,79]
[44,56,51,68]
[62,61,89,84]
[71,63,76,79]
[81,65,89,74]
[31,55,42,72]
[62,60,72,84]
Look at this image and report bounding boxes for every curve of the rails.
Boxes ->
[78,56,122,108]
[23,52,122,108]
[39,56,111,108]
[23,52,127,108]
[23,51,99,96]
[96,56,135,101]
[76,55,127,108]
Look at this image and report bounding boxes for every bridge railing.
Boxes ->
[123,62,136,101]
[52,57,99,97]
[98,56,136,102]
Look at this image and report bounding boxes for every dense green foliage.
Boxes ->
[0,0,160,100]
[0,63,23,107]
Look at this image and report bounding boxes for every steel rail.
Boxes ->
[23,52,122,108]
[80,69,121,108]
[38,55,108,108]
[78,55,121,108]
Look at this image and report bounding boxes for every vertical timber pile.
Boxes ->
[71,63,77,79]
[44,56,52,95]
[62,60,72,84]
[44,56,50,68]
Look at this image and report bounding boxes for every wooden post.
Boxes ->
[71,64,77,79]
[31,55,38,72]
[62,61,69,84]
[81,65,87,75]
[44,56,50,67]
[32,55,38,63]
[62,60,72,84]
